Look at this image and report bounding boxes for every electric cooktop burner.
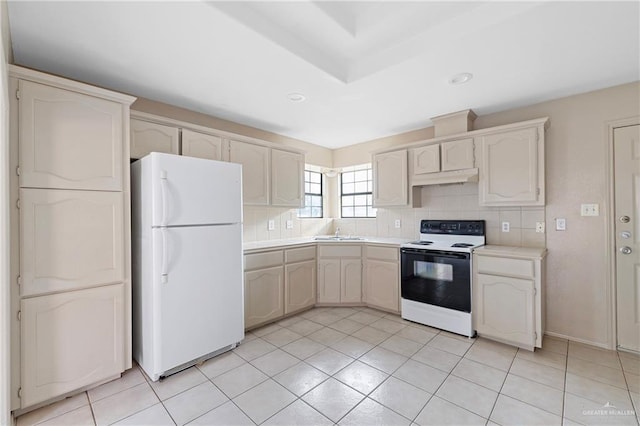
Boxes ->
[409,241,433,245]
[451,243,474,248]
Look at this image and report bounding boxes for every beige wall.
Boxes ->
[132,97,333,167]
[332,81,640,348]
[333,127,435,168]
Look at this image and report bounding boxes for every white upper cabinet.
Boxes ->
[18,80,124,191]
[229,140,270,205]
[271,149,304,207]
[477,125,544,206]
[20,189,125,297]
[373,150,408,207]
[441,138,474,171]
[181,129,223,161]
[130,119,180,160]
[413,144,440,174]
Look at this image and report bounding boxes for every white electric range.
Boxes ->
[400,220,485,337]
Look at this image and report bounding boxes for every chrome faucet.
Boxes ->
[335,227,341,238]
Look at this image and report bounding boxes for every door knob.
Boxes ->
[620,215,630,223]
[620,246,632,255]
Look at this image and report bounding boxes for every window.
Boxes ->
[341,164,376,218]
[298,170,323,218]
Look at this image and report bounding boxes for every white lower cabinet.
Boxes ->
[244,266,284,329]
[284,246,316,314]
[317,245,362,304]
[21,284,125,407]
[364,245,400,312]
[285,261,316,314]
[473,246,546,351]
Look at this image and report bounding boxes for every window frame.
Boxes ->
[340,165,376,218]
[298,169,323,218]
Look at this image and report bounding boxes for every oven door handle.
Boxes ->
[401,248,469,260]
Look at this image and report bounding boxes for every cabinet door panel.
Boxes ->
[20,189,124,296]
[479,127,540,205]
[229,140,270,205]
[181,129,223,161]
[341,259,362,303]
[285,261,316,314]
[441,138,474,171]
[272,149,304,207]
[21,284,124,407]
[19,80,123,191]
[413,145,440,174]
[373,150,408,207]
[245,266,283,328]
[130,119,179,159]
[317,259,341,303]
[365,260,398,312]
[475,273,535,348]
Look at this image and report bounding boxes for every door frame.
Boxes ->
[606,116,640,351]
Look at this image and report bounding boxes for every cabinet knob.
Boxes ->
[620,215,630,223]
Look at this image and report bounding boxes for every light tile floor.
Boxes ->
[16,306,640,426]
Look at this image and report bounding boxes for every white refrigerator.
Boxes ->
[131,152,244,381]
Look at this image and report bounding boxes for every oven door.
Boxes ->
[401,248,471,312]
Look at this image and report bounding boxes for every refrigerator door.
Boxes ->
[151,223,243,374]
[149,153,242,227]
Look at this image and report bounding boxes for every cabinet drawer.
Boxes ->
[476,255,534,278]
[244,250,283,270]
[366,246,398,261]
[318,245,362,258]
[285,246,316,263]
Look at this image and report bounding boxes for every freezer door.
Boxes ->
[151,224,243,374]
[149,153,242,227]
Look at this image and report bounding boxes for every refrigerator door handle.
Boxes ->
[160,170,168,227]
[161,227,169,283]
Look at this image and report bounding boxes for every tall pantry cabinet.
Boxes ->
[8,66,136,410]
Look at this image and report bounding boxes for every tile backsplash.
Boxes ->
[242,183,546,248]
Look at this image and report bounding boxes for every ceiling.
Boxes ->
[6,1,640,148]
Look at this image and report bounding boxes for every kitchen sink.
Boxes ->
[314,236,366,241]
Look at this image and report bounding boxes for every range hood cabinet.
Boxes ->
[411,168,479,186]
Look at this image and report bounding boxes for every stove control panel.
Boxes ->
[420,220,485,236]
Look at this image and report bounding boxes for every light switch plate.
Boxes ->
[286,220,293,229]
[536,222,545,233]
[581,203,599,216]
[501,222,510,232]
[555,218,566,231]
[268,220,275,231]
[394,219,401,229]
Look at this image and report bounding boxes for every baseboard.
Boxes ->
[544,331,613,350]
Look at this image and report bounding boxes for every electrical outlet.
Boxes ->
[394,219,401,229]
[555,218,566,231]
[535,222,545,233]
[286,220,293,229]
[501,222,510,232]
[580,203,599,216]
[268,220,275,231]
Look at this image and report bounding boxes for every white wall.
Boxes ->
[0,1,12,424]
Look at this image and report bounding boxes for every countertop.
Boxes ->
[243,236,410,253]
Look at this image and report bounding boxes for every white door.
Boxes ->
[20,188,124,296]
[181,129,223,161]
[615,124,640,352]
[21,284,124,407]
[19,80,124,191]
[149,153,241,226]
[152,224,243,373]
